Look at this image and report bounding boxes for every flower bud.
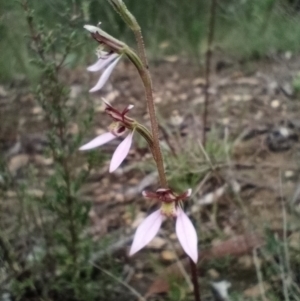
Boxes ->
[84,24,125,52]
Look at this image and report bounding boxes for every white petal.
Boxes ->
[87,53,119,72]
[129,210,163,256]
[186,188,192,197]
[176,207,198,263]
[89,56,122,93]
[84,25,99,33]
[79,132,116,151]
[109,131,133,172]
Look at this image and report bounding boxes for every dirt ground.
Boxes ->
[1,53,300,299]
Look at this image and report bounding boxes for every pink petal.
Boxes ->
[129,210,163,256]
[176,207,198,263]
[79,132,116,151]
[89,56,122,93]
[109,131,133,172]
[87,53,119,72]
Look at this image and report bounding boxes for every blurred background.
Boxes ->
[3,0,300,81]
[1,0,300,301]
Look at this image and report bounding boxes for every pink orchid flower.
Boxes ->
[129,188,198,263]
[79,100,135,173]
[87,51,122,93]
[84,25,123,93]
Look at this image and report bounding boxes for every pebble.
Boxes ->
[289,232,300,250]
[271,99,280,108]
[147,237,166,249]
[6,191,17,198]
[285,170,295,179]
[192,96,204,104]
[31,106,43,115]
[237,255,253,269]
[243,282,270,297]
[114,193,124,203]
[27,189,44,198]
[170,110,183,126]
[161,250,177,261]
[0,85,8,97]
[70,84,82,99]
[207,269,220,279]
[192,77,206,86]
[169,233,177,240]
[8,154,29,174]
[164,55,179,63]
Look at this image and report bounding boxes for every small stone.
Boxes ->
[68,123,79,135]
[232,94,243,102]
[192,77,206,86]
[169,233,177,240]
[241,94,252,102]
[0,86,8,97]
[147,237,166,249]
[235,77,259,86]
[33,155,53,166]
[289,232,300,250]
[271,99,280,108]
[238,255,253,269]
[154,96,162,103]
[70,85,82,99]
[244,282,270,297]
[222,118,230,126]
[192,96,205,104]
[31,106,43,115]
[284,51,292,60]
[170,110,183,126]
[95,104,106,112]
[159,41,170,49]
[8,154,29,174]
[27,189,44,198]
[178,93,188,101]
[161,250,177,261]
[6,191,17,197]
[278,127,290,138]
[285,170,295,179]
[134,273,144,279]
[114,193,124,202]
[164,55,178,63]
[207,269,220,279]
[95,128,106,136]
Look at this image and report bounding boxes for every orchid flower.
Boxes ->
[84,24,124,93]
[87,50,122,93]
[129,188,198,263]
[79,100,135,173]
